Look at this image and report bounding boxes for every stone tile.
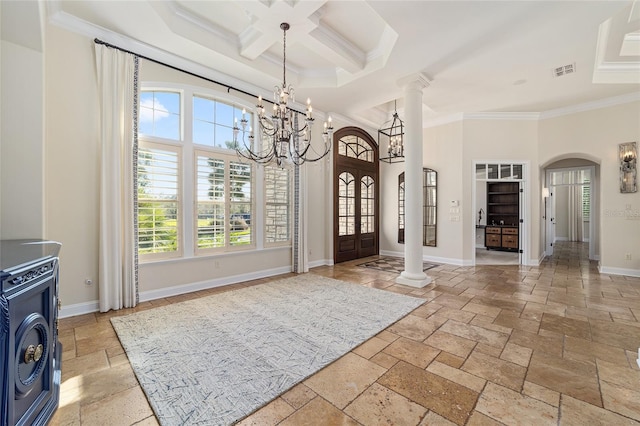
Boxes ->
[500,342,533,367]
[419,411,457,425]
[344,383,427,425]
[278,397,359,426]
[590,319,640,351]
[470,316,513,335]
[237,398,295,426]
[439,320,509,349]
[508,329,563,357]
[304,353,386,409]
[476,382,558,425]
[62,349,110,381]
[435,351,466,369]
[522,381,560,407]
[540,313,591,339]
[382,337,440,368]
[58,313,97,331]
[466,411,503,425]
[430,307,476,323]
[370,352,399,369]
[474,343,503,358]
[387,314,447,341]
[462,351,526,392]
[352,336,390,359]
[80,386,153,425]
[564,335,629,365]
[376,330,400,343]
[526,351,601,407]
[424,330,477,359]
[411,302,444,318]
[135,416,160,425]
[280,383,317,410]
[560,394,640,426]
[597,359,640,391]
[493,310,540,334]
[432,293,473,309]
[462,302,501,319]
[60,363,140,407]
[49,401,81,426]
[378,361,478,426]
[75,333,123,358]
[600,381,640,421]
[427,361,486,392]
[471,295,526,314]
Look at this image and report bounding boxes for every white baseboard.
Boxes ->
[554,237,569,242]
[598,265,640,278]
[59,264,294,319]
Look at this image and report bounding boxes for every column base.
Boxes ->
[395,271,432,288]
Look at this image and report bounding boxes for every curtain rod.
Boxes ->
[94,38,301,111]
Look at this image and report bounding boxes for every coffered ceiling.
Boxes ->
[45,0,640,126]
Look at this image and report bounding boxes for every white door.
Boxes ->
[546,187,556,256]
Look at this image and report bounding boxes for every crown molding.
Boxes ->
[463,112,540,120]
[539,91,640,119]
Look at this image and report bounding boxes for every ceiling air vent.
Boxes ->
[553,63,576,77]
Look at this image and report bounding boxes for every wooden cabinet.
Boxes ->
[486,181,520,252]
[485,226,519,251]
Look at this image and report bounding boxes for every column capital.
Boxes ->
[398,72,431,91]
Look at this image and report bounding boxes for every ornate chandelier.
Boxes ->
[378,100,405,164]
[234,22,334,166]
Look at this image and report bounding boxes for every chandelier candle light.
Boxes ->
[379,100,405,163]
[234,22,334,166]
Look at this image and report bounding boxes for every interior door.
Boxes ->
[547,187,556,256]
[333,127,379,263]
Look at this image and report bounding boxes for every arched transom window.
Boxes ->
[338,135,374,162]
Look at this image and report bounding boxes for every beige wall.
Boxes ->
[539,101,640,273]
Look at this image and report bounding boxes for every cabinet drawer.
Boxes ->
[485,227,501,234]
[486,234,501,246]
[502,235,518,248]
[502,227,518,235]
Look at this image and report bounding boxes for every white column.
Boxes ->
[396,73,432,288]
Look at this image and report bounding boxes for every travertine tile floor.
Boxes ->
[51,242,640,425]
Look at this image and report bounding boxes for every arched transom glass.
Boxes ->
[338,135,374,162]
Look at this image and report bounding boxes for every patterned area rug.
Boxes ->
[111,274,424,425]
[358,256,439,274]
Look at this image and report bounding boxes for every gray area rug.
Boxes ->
[111,273,424,425]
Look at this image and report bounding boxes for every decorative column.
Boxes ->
[396,73,432,288]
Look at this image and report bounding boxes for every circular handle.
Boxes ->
[24,344,44,364]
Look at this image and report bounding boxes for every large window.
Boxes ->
[138,87,291,261]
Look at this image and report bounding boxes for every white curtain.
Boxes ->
[95,44,139,312]
[567,185,583,242]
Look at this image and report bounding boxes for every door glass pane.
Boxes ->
[488,164,499,179]
[476,164,486,180]
[500,164,512,179]
[338,172,355,236]
[360,176,375,234]
[512,164,522,179]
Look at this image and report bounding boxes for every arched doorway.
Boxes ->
[543,157,600,261]
[333,127,379,263]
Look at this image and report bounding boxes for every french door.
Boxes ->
[333,127,379,263]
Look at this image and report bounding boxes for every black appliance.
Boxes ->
[0,239,62,425]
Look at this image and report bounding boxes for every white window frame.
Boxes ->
[138,83,291,263]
